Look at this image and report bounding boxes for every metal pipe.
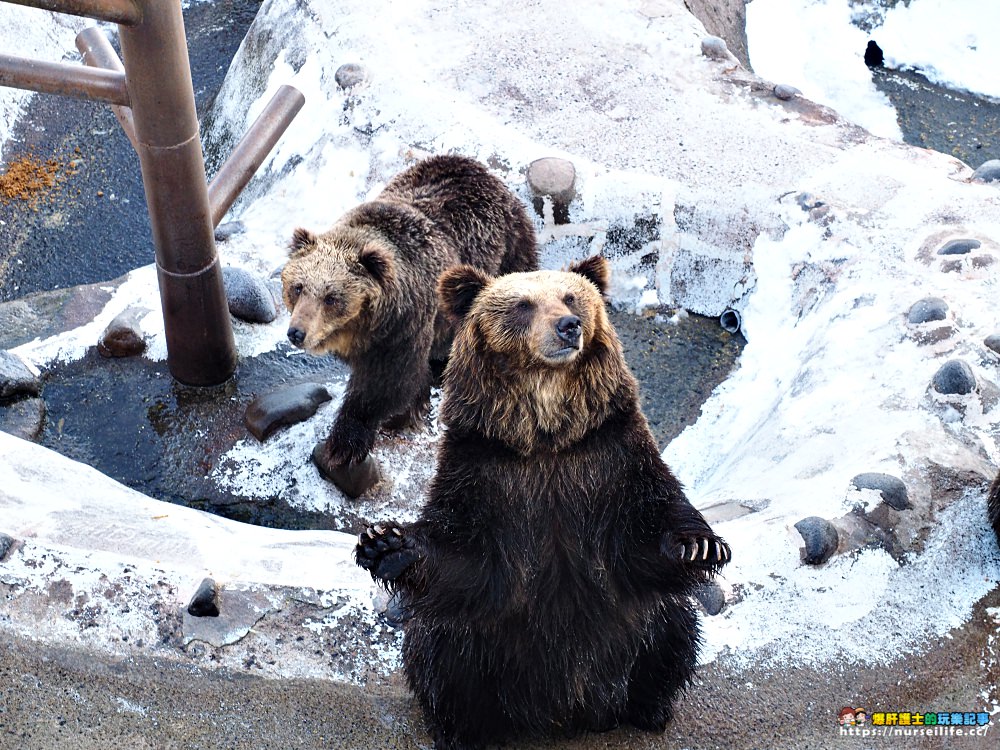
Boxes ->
[118,0,236,386]
[207,84,305,227]
[0,53,129,105]
[4,0,141,25]
[720,308,742,335]
[75,27,137,150]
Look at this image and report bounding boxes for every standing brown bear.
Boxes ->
[281,155,537,469]
[356,255,732,750]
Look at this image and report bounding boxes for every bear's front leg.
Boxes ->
[662,532,731,573]
[355,524,422,583]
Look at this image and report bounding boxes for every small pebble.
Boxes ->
[693,582,726,616]
[244,383,332,442]
[0,532,14,561]
[984,333,1000,355]
[932,359,976,395]
[906,297,948,324]
[335,63,367,89]
[773,84,800,101]
[98,308,148,358]
[850,473,911,511]
[794,516,839,565]
[937,238,981,255]
[0,350,41,400]
[214,220,246,242]
[700,36,732,62]
[972,159,1000,183]
[187,578,220,618]
[222,266,278,324]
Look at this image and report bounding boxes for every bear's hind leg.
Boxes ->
[624,604,700,733]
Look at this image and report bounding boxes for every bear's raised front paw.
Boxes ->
[672,534,731,569]
[355,524,420,581]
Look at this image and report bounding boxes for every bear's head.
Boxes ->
[438,255,637,454]
[281,226,395,356]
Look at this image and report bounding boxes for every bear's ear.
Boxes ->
[289,227,317,256]
[438,265,492,322]
[359,245,394,285]
[568,255,610,295]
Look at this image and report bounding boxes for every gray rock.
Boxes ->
[526,157,576,202]
[335,62,367,89]
[693,581,726,615]
[222,266,278,324]
[0,350,40,400]
[906,297,948,324]
[773,84,801,101]
[937,238,981,255]
[0,532,14,561]
[214,220,247,242]
[972,159,1000,183]
[187,577,220,618]
[700,35,733,62]
[312,443,383,499]
[0,397,46,442]
[850,472,911,510]
[98,307,148,358]
[985,333,1000,355]
[244,383,332,442]
[794,516,839,565]
[932,359,976,395]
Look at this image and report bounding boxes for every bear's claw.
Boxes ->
[673,535,731,568]
[355,524,419,581]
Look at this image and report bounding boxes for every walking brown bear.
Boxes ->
[281,155,538,470]
[356,255,731,749]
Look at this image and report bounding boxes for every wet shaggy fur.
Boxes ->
[356,256,731,750]
[988,473,1000,545]
[281,154,538,466]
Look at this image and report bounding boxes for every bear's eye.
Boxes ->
[324,294,339,307]
[563,293,576,307]
[515,299,533,313]
[292,283,303,297]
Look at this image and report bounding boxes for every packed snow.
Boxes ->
[2,0,1000,699]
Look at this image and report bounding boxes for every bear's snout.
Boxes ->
[555,315,582,348]
[287,326,307,347]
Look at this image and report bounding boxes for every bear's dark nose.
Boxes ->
[287,327,306,347]
[555,315,582,347]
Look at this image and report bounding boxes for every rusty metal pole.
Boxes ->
[207,85,305,228]
[0,53,128,104]
[117,0,236,386]
[5,0,141,24]
[75,27,137,150]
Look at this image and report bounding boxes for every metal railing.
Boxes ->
[0,0,305,386]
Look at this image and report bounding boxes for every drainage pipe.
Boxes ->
[720,308,742,334]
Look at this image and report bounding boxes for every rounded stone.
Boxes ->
[984,333,1000,355]
[700,35,731,61]
[98,308,147,358]
[0,532,15,561]
[906,297,948,324]
[214,220,247,242]
[972,159,1000,183]
[244,383,333,442]
[932,359,976,395]
[773,84,801,101]
[222,266,278,324]
[312,442,383,499]
[0,350,41,400]
[794,516,839,565]
[526,157,577,204]
[335,63,367,89]
[187,577,220,618]
[0,397,46,442]
[937,238,981,255]
[693,581,726,616]
[850,473,911,511]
